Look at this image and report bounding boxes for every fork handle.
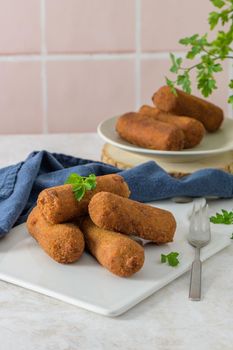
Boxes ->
[189,258,202,301]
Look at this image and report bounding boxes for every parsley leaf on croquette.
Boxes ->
[65,173,96,201]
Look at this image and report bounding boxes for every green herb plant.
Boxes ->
[210,209,233,224]
[161,252,180,267]
[166,0,233,106]
[65,173,96,201]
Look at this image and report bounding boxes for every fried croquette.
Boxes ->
[88,192,176,243]
[80,217,145,277]
[139,105,205,149]
[27,206,85,263]
[37,174,130,224]
[116,112,185,150]
[152,86,223,132]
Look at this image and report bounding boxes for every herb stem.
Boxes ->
[179,55,233,73]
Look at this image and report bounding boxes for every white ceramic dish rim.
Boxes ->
[97,116,233,157]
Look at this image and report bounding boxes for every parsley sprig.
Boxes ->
[210,209,233,224]
[166,0,233,106]
[65,173,96,201]
[161,252,180,267]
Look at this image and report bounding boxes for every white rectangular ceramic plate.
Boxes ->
[0,201,230,317]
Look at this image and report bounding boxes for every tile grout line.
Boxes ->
[41,59,48,133]
[135,0,141,110]
[40,0,48,134]
[0,52,188,62]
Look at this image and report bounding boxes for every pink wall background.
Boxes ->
[0,0,232,134]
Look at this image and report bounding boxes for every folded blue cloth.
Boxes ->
[0,150,232,236]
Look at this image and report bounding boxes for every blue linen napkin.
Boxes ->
[0,150,233,237]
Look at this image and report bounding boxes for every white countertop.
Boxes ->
[0,133,233,350]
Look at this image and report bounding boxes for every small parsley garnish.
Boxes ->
[230,233,233,240]
[161,252,180,267]
[65,173,96,201]
[210,209,233,225]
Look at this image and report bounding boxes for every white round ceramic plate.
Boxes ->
[97,116,233,159]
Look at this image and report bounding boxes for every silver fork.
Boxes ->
[188,202,211,301]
